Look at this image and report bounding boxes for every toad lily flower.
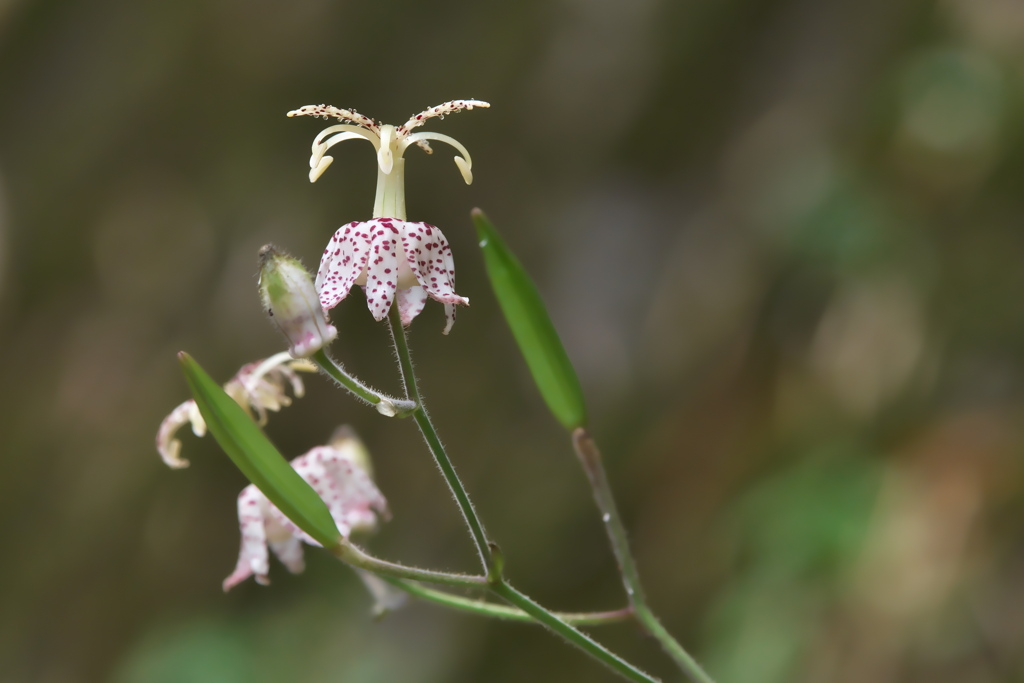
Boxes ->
[222,431,388,591]
[156,352,315,469]
[288,99,489,334]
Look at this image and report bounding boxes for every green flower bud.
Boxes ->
[259,245,338,358]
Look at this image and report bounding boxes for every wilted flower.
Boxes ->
[156,352,314,468]
[222,430,388,591]
[258,244,338,357]
[288,100,488,333]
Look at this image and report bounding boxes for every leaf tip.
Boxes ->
[471,208,492,241]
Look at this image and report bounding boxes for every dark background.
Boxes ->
[2,0,1024,681]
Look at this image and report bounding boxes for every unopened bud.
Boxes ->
[259,245,338,358]
[329,425,374,478]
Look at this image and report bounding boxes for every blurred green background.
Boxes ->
[3,0,1024,681]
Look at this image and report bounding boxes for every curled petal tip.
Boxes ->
[162,441,191,469]
[157,399,200,469]
[377,125,395,174]
[308,148,325,169]
[310,156,333,182]
[454,156,473,184]
[377,147,394,175]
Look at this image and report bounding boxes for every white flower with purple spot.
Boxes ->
[156,352,314,469]
[288,99,488,334]
[315,217,466,333]
[222,434,388,591]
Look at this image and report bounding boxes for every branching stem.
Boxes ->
[381,576,634,626]
[490,580,659,683]
[312,348,416,416]
[329,538,487,588]
[372,306,671,682]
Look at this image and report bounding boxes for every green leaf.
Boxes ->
[178,352,341,549]
[472,209,587,430]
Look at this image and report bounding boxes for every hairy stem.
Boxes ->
[572,428,716,683]
[387,305,492,570]
[328,537,487,588]
[312,349,416,416]
[384,307,666,682]
[490,580,660,683]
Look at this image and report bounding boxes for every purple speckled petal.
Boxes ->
[316,221,373,310]
[268,536,305,575]
[396,286,428,326]
[223,487,270,591]
[400,222,469,307]
[362,219,403,321]
[293,446,388,532]
[221,442,388,590]
[443,303,457,335]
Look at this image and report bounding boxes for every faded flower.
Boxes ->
[223,430,388,591]
[156,352,314,468]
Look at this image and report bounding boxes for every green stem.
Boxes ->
[329,537,487,588]
[634,604,714,683]
[572,429,716,683]
[384,308,661,682]
[572,429,646,602]
[312,349,416,416]
[387,305,492,570]
[490,580,659,683]
[382,576,633,626]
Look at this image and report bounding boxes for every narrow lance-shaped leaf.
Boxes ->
[178,352,341,549]
[472,209,587,430]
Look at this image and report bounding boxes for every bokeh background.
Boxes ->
[3,0,1024,681]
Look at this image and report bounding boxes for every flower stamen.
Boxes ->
[396,99,490,136]
[290,99,490,203]
[287,104,379,133]
[405,131,476,184]
[291,99,487,331]
[308,125,381,183]
[377,124,395,175]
